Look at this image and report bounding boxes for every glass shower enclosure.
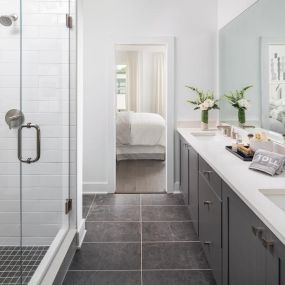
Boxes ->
[0,0,77,284]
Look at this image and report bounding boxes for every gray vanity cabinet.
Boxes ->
[199,158,222,285]
[264,230,285,285]
[188,145,199,233]
[222,182,271,285]
[180,138,189,204]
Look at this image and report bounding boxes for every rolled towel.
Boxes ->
[249,149,285,176]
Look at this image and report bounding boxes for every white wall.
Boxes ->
[218,0,259,29]
[82,0,218,192]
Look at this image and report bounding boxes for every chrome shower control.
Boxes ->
[5,109,25,129]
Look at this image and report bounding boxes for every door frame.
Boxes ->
[110,36,175,193]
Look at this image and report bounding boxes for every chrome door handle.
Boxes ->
[18,123,41,164]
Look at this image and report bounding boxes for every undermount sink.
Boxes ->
[191,130,218,137]
[259,189,285,212]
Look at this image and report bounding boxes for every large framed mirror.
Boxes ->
[219,0,285,137]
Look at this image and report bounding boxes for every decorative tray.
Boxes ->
[225,146,254,161]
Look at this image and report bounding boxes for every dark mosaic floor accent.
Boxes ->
[66,193,216,285]
[0,246,48,285]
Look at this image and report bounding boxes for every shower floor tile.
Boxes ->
[0,246,49,285]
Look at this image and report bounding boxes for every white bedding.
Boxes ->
[117,112,165,147]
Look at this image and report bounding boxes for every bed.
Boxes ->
[269,97,285,133]
[116,111,166,161]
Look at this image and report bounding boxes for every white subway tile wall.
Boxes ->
[0,0,72,246]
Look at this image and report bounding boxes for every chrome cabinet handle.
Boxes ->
[204,201,213,206]
[204,241,212,246]
[251,226,264,237]
[261,237,274,249]
[18,123,41,164]
[200,170,213,178]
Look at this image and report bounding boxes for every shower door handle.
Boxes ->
[18,123,41,164]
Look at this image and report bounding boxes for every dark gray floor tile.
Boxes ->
[142,206,191,221]
[141,194,185,206]
[85,222,141,242]
[94,194,140,205]
[69,243,141,270]
[142,242,209,269]
[88,205,140,222]
[142,270,216,285]
[142,222,198,242]
[63,271,141,285]
[82,207,89,219]
[83,194,95,207]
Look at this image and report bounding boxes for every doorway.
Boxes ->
[114,43,171,194]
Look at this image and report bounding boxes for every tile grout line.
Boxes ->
[67,269,213,272]
[82,241,200,244]
[140,194,143,285]
[85,194,96,219]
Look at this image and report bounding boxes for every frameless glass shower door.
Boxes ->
[0,0,75,284]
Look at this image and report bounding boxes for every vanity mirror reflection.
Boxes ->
[219,0,285,137]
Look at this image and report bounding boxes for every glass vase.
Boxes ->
[201,110,209,131]
[238,108,246,127]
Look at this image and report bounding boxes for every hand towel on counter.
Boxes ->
[249,149,285,176]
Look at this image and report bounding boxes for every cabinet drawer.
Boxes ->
[199,175,222,285]
[199,156,222,199]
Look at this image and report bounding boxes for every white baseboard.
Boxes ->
[174,181,181,192]
[77,218,86,248]
[83,181,115,193]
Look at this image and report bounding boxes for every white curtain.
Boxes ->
[126,51,140,112]
[152,52,166,117]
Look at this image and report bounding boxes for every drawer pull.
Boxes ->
[251,226,264,237]
[204,201,213,206]
[261,238,274,249]
[204,241,212,246]
[200,170,213,175]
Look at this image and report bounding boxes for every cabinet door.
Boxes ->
[180,138,189,204]
[222,182,266,285]
[199,173,222,285]
[264,230,285,285]
[188,145,199,233]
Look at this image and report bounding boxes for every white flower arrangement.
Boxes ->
[224,85,253,125]
[186,86,219,111]
[224,86,252,111]
[237,98,250,109]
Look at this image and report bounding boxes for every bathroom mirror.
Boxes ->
[219,0,285,135]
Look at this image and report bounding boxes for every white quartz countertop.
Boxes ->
[177,128,285,245]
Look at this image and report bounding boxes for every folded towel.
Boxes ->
[249,149,285,176]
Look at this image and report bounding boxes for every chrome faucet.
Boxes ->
[217,125,231,137]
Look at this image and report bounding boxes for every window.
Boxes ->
[116,64,127,110]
